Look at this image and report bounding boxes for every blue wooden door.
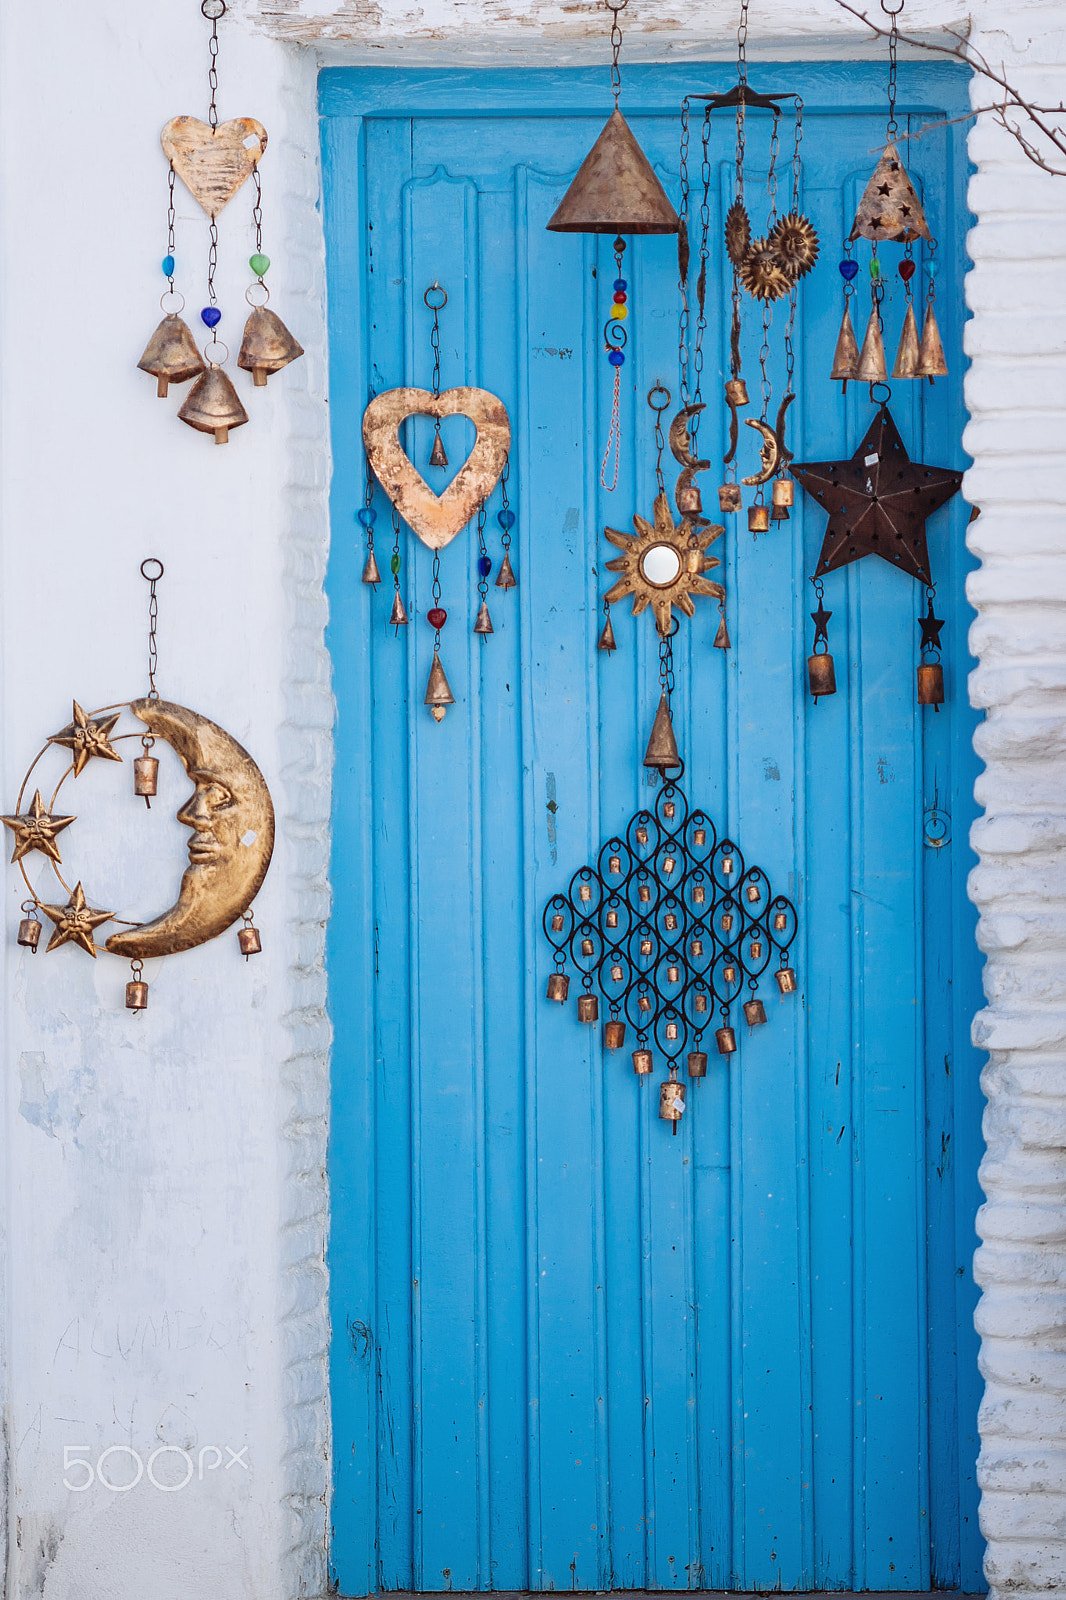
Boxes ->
[322,63,983,1595]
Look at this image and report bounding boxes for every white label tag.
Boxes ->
[864,452,879,466]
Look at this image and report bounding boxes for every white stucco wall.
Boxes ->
[0,1,1063,1597]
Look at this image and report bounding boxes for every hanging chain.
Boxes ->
[428,288,443,397]
[658,626,677,705]
[600,237,627,492]
[649,385,671,494]
[252,168,264,257]
[690,109,713,447]
[736,0,749,89]
[677,100,691,406]
[166,165,177,290]
[207,217,219,308]
[362,448,377,555]
[883,0,900,141]
[476,502,490,604]
[810,577,829,651]
[431,551,443,649]
[607,0,628,109]
[140,558,164,704]
[202,0,225,128]
[499,457,514,555]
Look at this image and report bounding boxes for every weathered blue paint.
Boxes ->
[322,63,983,1594]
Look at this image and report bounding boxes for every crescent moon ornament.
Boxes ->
[741,417,781,486]
[668,404,712,522]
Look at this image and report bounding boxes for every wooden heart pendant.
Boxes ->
[161,116,268,218]
[363,387,511,551]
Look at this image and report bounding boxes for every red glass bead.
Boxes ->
[427,607,447,629]
[613,291,627,304]
[899,259,917,282]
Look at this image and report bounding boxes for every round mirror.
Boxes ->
[639,543,682,588]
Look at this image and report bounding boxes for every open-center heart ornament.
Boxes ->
[161,115,268,218]
[362,387,511,551]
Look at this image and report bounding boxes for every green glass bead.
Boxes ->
[869,257,881,280]
[249,253,270,277]
[390,553,402,575]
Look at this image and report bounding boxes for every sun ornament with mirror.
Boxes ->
[3,561,274,1011]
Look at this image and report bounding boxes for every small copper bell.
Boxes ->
[429,426,449,469]
[892,302,922,379]
[237,306,304,387]
[604,1019,626,1050]
[134,755,159,808]
[690,940,703,958]
[774,911,788,932]
[425,650,456,722]
[238,924,262,959]
[610,964,624,981]
[389,591,409,630]
[693,885,705,903]
[598,613,617,652]
[547,972,570,1003]
[918,661,945,707]
[688,1051,708,1078]
[775,967,798,994]
[750,940,763,960]
[659,1079,686,1129]
[772,478,794,509]
[362,549,382,586]
[745,883,761,903]
[17,912,42,951]
[495,552,517,590]
[830,302,860,388]
[138,313,206,397]
[716,1026,737,1056]
[474,601,494,635]
[636,826,648,844]
[916,303,948,381]
[577,993,599,1023]
[725,377,749,407]
[743,997,767,1027]
[178,364,249,444]
[723,964,737,984]
[663,802,675,819]
[718,482,743,514]
[638,994,652,1012]
[605,910,618,929]
[664,913,678,931]
[748,503,771,534]
[579,884,592,902]
[609,855,621,874]
[721,912,734,932]
[808,651,837,702]
[693,829,706,847]
[856,305,888,384]
[581,938,594,956]
[632,1049,654,1076]
[126,979,149,1010]
[644,693,681,772]
[664,1021,679,1041]
[722,855,734,874]
[713,611,731,649]
[551,913,565,932]
[667,965,679,984]
[640,939,653,955]
[771,501,790,524]
[694,993,708,1013]
[677,483,703,517]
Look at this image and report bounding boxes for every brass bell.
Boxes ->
[856,305,888,384]
[581,938,594,956]
[725,377,749,407]
[773,911,788,932]
[138,313,206,397]
[690,940,703,958]
[678,485,704,519]
[664,913,678,931]
[547,972,570,1003]
[716,1026,737,1056]
[659,1079,686,1128]
[772,478,794,508]
[917,303,948,380]
[830,302,860,388]
[640,939,653,955]
[604,1019,626,1049]
[636,826,648,844]
[362,549,382,586]
[667,966,679,984]
[389,591,409,630]
[638,994,652,1012]
[546,109,680,236]
[743,997,767,1027]
[775,966,798,994]
[551,913,565,932]
[17,913,42,951]
[748,503,771,534]
[644,693,681,772]
[605,910,619,929]
[750,940,763,960]
[722,855,734,874]
[892,302,921,379]
[723,964,737,984]
[663,802,675,819]
[577,993,599,1023]
[694,992,708,1013]
[495,552,517,590]
[808,651,837,702]
[693,885,705,903]
[579,884,592,901]
[178,364,249,444]
[126,979,149,1010]
[429,427,449,469]
[134,755,159,807]
[693,829,706,847]
[688,1051,708,1078]
[237,306,304,387]
[424,650,456,722]
[718,483,743,514]
[663,855,676,874]
[238,924,262,958]
[745,883,761,903]
[771,501,790,524]
[610,964,624,981]
[639,885,651,902]
[721,912,733,932]
[664,1021,678,1041]
[632,1049,654,1075]
[714,612,731,649]
[474,600,494,635]
[918,661,945,707]
[598,613,617,652]
[609,855,621,874]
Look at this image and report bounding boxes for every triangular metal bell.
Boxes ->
[495,552,517,590]
[429,428,449,468]
[138,314,206,397]
[177,365,249,444]
[916,302,948,380]
[892,302,922,379]
[855,305,888,383]
[598,613,617,652]
[389,591,409,630]
[424,650,456,722]
[771,502,790,522]
[547,109,680,235]
[714,613,731,650]
[830,302,860,386]
[237,306,304,387]
[362,549,382,585]
[643,693,681,771]
[474,600,494,635]
[849,142,932,244]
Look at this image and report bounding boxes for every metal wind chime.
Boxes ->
[360,284,516,721]
[137,0,303,441]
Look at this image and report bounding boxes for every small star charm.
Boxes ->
[1,789,76,865]
[810,601,833,644]
[793,407,962,587]
[920,595,945,652]
[38,882,113,957]
[49,701,123,777]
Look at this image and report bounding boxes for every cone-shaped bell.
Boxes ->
[830,302,860,385]
[474,600,494,635]
[177,364,249,444]
[643,693,681,771]
[598,613,617,653]
[849,142,932,244]
[138,314,206,397]
[429,428,449,468]
[389,591,409,630]
[547,109,680,235]
[495,551,517,590]
[237,306,304,387]
[362,549,381,585]
[424,649,455,722]
[916,302,948,380]
[714,613,731,650]
[892,302,922,379]
[855,305,888,384]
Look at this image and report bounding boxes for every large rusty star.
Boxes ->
[793,406,962,587]
[603,491,724,637]
[39,881,113,957]
[48,701,123,777]
[1,789,75,865]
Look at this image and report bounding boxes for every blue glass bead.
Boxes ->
[838,258,859,281]
[928,259,939,279]
[201,306,222,328]
[162,254,175,277]
[497,509,516,530]
[478,555,492,578]
[608,349,625,367]
[357,507,377,527]
[613,278,627,291]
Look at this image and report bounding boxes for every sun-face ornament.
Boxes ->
[603,489,725,637]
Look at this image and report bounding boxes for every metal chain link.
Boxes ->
[677,99,691,406]
[201,0,226,129]
[658,623,677,703]
[476,502,489,602]
[884,0,900,139]
[431,551,443,649]
[140,558,164,703]
[166,165,177,289]
[252,168,263,257]
[649,385,671,494]
[499,457,513,554]
[606,0,629,109]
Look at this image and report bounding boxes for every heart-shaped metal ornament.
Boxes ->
[363,387,511,551]
[161,116,268,218]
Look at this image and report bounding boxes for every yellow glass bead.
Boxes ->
[610,304,628,320]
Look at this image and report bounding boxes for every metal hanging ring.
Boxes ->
[245,281,271,308]
[869,381,892,406]
[201,0,226,16]
[140,558,165,583]
[204,339,230,366]
[423,283,448,311]
[879,0,905,13]
[647,383,672,414]
[159,290,186,315]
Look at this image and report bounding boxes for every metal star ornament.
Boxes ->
[1,789,76,865]
[793,407,962,588]
[49,701,123,777]
[920,595,946,653]
[39,881,113,957]
[810,600,832,645]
